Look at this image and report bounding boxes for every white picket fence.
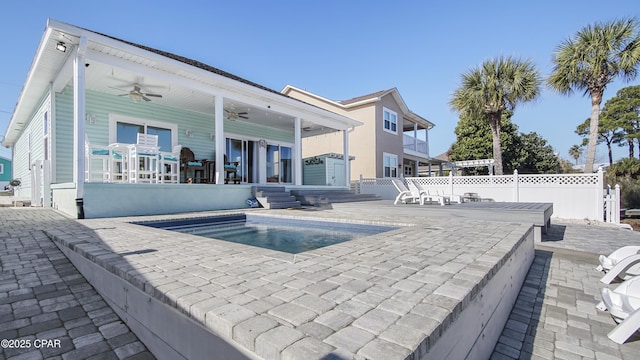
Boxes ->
[355,169,621,224]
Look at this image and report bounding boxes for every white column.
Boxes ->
[294,117,302,185]
[74,37,87,201]
[413,123,418,151]
[214,95,224,184]
[343,129,350,188]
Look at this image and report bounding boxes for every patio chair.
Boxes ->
[597,246,640,272]
[409,180,449,206]
[128,133,160,183]
[392,179,421,204]
[180,147,206,183]
[85,135,125,182]
[599,253,640,284]
[437,189,464,204]
[85,139,112,182]
[596,276,640,343]
[159,145,182,183]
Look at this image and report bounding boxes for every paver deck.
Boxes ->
[2,199,640,359]
[39,203,534,359]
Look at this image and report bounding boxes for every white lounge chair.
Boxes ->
[410,181,449,206]
[392,179,421,205]
[437,189,463,204]
[597,246,640,284]
[597,276,640,343]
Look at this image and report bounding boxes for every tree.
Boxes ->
[449,112,558,174]
[512,132,560,173]
[601,85,640,158]
[548,18,640,173]
[449,111,519,175]
[575,117,619,165]
[568,144,583,165]
[450,56,542,175]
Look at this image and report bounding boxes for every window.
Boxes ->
[0,163,4,175]
[404,165,413,176]
[383,108,397,134]
[110,114,177,151]
[383,153,398,178]
[44,112,50,160]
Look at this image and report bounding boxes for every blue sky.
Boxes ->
[1,0,639,163]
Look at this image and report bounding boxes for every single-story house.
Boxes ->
[1,19,362,218]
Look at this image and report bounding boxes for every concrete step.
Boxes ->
[252,186,301,210]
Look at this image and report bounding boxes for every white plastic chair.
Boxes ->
[597,246,640,284]
[409,180,448,206]
[437,189,464,204]
[597,276,640,343]
[85,135,114,182]
[158,145,182,183]
[392,179,420,204]
[128,133,159,183]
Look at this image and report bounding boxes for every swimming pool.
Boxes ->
[136,214,397,254]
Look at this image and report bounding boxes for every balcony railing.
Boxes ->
[403,134,428,155]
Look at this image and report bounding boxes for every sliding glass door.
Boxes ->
[266,144,292,183]
[225,138,256,183]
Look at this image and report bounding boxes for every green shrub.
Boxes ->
[605,159,640,209]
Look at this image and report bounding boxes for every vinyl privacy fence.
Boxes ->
[355,170,621,223]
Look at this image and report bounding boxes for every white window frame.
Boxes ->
[108,114,178,148]
[383,152,398,178]
[0,163,4,175]
[383,107,398,134]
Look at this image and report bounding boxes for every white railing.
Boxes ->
[403,135,428,155]
[356,170,621,224]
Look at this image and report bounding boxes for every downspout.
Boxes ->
[74,37,87,218]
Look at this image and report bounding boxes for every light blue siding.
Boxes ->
[54,88,294,180]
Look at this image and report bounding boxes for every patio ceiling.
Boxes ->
[2,19,360,146]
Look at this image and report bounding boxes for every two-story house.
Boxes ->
[282,86,435,181]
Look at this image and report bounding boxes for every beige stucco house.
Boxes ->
[282,86,437,181]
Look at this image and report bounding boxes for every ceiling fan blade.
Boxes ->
[144,93,163,98]
[238,112,248,115]
[239,115,249,119]
[142,95,152,102]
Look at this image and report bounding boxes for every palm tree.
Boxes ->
[548,18,640,173]
[569,144,583,165]
[450,56,541,175]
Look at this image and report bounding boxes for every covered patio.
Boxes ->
[2,19,362,218]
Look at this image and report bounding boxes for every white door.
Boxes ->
[333,163,345,186]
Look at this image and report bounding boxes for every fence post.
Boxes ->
[513,170,519,202]
[597,169,604,221]
[358,174,363,194]
[449,171,454,195]
[615,184,621,224]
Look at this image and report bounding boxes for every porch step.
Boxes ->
[251,186,301,210]
[290,189,382,208]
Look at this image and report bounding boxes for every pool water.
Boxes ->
[136,214,397,254]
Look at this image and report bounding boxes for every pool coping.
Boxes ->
[45,207,535,359]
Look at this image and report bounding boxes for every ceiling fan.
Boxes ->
[117,84,163,103]
[225,109,249,120]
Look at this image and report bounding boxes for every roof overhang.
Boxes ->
[2,19,362,147]
[282,85,434,130]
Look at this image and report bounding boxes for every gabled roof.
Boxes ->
[282,85,434,129]
[339,89,393,106]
